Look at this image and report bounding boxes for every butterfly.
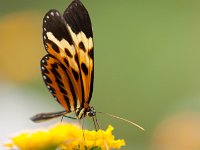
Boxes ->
[31,0,96,122]
[31,0,144,131]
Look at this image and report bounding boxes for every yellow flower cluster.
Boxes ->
[5,124,125,150]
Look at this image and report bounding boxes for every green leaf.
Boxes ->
[89,147,102,150]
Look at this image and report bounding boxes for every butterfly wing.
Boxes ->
[43,0,94,109]
[63,0,94,105]
[31,0,94,122]
[41,54,78,112]
[31,54,78,122]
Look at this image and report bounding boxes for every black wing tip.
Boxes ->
[70,0,83,6]
[64,0,93,38]
[65,0,88,17]
[44,9,61,17]
[44,0,83,19]
[43,9,61,24]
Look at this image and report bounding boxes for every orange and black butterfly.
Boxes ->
[31,0,144,131]
[31,0,96,122]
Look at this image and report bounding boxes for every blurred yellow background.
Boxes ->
[1,0,200,149]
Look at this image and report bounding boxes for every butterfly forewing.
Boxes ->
[42,0,94,111]
[41,54,78,112]
[64,0,94,104]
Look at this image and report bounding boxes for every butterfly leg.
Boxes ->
[92,116,99,131]
[82,118,85,140]
[62,115,77,119]
[94,115,101,130]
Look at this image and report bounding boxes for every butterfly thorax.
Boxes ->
[75,106,96,119]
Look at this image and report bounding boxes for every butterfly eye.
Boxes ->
[87,108,96,117]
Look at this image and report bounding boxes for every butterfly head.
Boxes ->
[86,106,96,117]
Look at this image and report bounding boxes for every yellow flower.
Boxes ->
[5,123,125,150]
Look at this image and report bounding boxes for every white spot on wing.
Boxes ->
[47,85,50,89]
[44,28,46,31]
[50,12,54,16]
[43,36,46,40]
[41,66,45,70]
[46,15,49,19]
[56,12,60,16]
[43,75,47,79]
[44,20,47,23]
[42,60,45,63]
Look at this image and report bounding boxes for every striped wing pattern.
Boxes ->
[42,0,94,111]
[41,54,77,112]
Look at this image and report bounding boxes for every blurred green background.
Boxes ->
[1,0,200,150]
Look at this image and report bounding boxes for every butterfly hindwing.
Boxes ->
[41,54,79,112]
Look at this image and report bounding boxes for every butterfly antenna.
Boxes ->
[97,112,145,131]
[94,115,101,130]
